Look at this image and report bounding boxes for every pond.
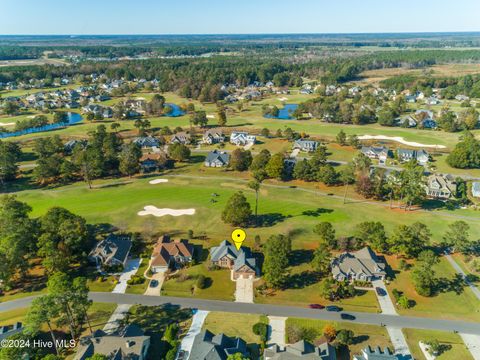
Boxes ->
[164,103,185,117]
[264,104,298,120]
[0,112,83,138]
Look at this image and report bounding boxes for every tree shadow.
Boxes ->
[436,274,465,295]
[254,213,288,227]
[289,249,314,266]
[301,208,334,217]
[352,334,370,345]
[286,271,320,290]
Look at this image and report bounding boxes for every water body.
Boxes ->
[264,104,298,120]
[0,112,83,138]
[164,103,185,117]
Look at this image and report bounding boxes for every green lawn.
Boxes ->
[162,264,235,301]
[286,318,392,359]
[125,259,150,295]
[386,256,480,322]
[403,328,473,360]
[202,311,265,344]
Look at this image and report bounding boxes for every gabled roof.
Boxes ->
[189,330,247,360]
[210,240,256,273]
[205,150,230,165]
[331,246,386,279]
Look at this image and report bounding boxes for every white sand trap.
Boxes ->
[278,97,288,101]
[0,122,14,126]
[206,114,215,119]
[138,206,195,217]
[149,179,169,184]
[358,135,447,149]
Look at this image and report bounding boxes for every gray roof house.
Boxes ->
[293,139,319,152]
[230,131,256,146]
[397,149,429,165]
[426,174,457,200]
[353,346,399,360]
[205,150,230,167]
[331,246,386,282]
[361,146,389,163]
[210,240,257,279]
[170,132,191,145]
[203,129,225,144]
[133,136,160,148]
[189,330,248,360]
[264,339,336,360]
[0,322,23,341]
[472,182,480,198]
[74,324,150,360]
[89,234,132,268]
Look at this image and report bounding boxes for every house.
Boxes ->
[405,95,417,103]
[331,246,386,282]
[422,118,438,129]
[202,129,225,144]
[139,153,165,172]
[189,330,248,360]
[0,322,23,341]
[133,136,160,148]
[150,235,194,272]
[205,150,230,167]
[170,132,191,145]
[88,234,132,268]
[396,116,417,128]
[455,94,470,102]
[264,339,336,360]
[426,174,457,200]
[230,131,256,146]
[74,324,150,360]
[397,148,429,165]
[425,97,440,105]
[353,346,399,360]
[293,139,319,152]
[210,240,257,279]
[361,146,389,164]
[64,139,87,153]
[472,182,480,198]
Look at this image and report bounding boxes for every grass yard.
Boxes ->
[86,275,117,293]
[162,263,235,301]
[202,311,266,344]
[403,328,473,360]
[125,259,150,294]
[286,318,392,359]
[386,256,480,322]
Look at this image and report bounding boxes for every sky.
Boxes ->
[1,0,479,35]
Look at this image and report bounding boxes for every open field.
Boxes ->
[403,328,472,360]
[286,318,392,359]
[386,256,480,322]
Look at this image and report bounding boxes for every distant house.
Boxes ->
[88,234,132,268]
[422,118,438,129]
[170,132,191,145]
[397,148,429,165]
[139,153,165,172]
[0,322,23,342]
[405,95,417,103]
[133,136,160,148]
[189,330,248,360]
[353,346,398,360]
[293,139,319,152]
[331,246,386,282]
[426,174,457,200]
[425,97,441,105]
[472,182,480,198]
[202,129,225,144]
[230,131,256,146]
[205,150,230,167]
[74,324,150,360]
[210,240,258,279]
[150,235,194,273]
[396,116,417,128]
[264,339,336,360]
[455,94,470,102]
[64,139,87,153]
[361,146,389,164]
[416,110,437,129]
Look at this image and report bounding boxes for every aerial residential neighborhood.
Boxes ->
[2,2,480,360]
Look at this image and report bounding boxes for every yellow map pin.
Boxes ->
[231,229,246,250]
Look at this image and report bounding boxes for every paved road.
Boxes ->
[445,254,480,301]
[3,292,480,335]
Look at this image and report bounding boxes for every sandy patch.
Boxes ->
[138,206,195,217]
[206,114,215,119]
[358,135,447,149]
[278,97,288,101]
[0,122,14,126]
[149,179,169,184]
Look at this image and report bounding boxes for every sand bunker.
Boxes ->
[358,135,447,149]
[278,97,288,101]
[138,206,195,217]
[0,122,14,126]
[207,114,215,119]
[149,179,169,184]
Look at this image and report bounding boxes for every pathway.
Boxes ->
[179,310,210,357]
[372,279,412,358]
[445,254,480,301]
[103,258,142,333]
[267,316,286,348]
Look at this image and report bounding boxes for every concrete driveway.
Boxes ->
[234,275,254,303]
[144,270,165,296]
[112,258,142,294]
[267,316,286,348]
[179,310,210,357]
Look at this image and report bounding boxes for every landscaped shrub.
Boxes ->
[127,275,145,285]
[196,275,206,289]
[176,273,191,283]
[286,325,318,343]
[392,288,401,301]
[252,322,268,342]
